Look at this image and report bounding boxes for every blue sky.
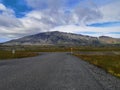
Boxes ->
[0,0,120,42]
[0,0,32,17]
[88,22,120,27]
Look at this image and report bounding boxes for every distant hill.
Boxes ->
[2,31,120,46]
[99,36,120,44]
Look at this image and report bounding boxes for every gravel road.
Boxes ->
[0,53,120,90]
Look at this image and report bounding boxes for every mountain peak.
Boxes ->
[99,36,112,38]
[2,31,120,46]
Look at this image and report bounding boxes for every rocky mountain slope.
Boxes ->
[2,31,120,46]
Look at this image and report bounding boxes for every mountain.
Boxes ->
[99,36,120,44]
[2,31,120,46]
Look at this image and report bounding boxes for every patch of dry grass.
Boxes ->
[0,51,39,60]
[74,54,120,78]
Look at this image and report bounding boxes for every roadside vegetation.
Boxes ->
[1,45,120,52]
[16,45,120,52]
[74,54,120,78]
[0,50,38,60]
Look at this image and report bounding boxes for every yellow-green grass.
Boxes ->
[74,54,120,78]
[23,46,120,52]
[0,51,39,60]
[72,46,120,52]
[1,45,120,52]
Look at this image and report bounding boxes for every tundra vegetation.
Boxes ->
[72,46,120,78]
[0,50,38,59]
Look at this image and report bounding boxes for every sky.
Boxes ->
[0,0,120,42]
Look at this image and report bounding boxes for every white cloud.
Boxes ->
[49,25,120,38]
[25,0,102,25]
[89,0,120,24]
[0,3,24,38]
[0,0,120,42]
[100,0,120,22]
[0,3,21,28]
[0,3,6,10]
[26,0,66,10]
[0,3,15,17]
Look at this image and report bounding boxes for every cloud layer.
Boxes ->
[0,0,120,42]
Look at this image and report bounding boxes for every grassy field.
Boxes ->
[74,54,120,78]
[1,45,120,52]
[0,51,38,60]
[19,46,120,52]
